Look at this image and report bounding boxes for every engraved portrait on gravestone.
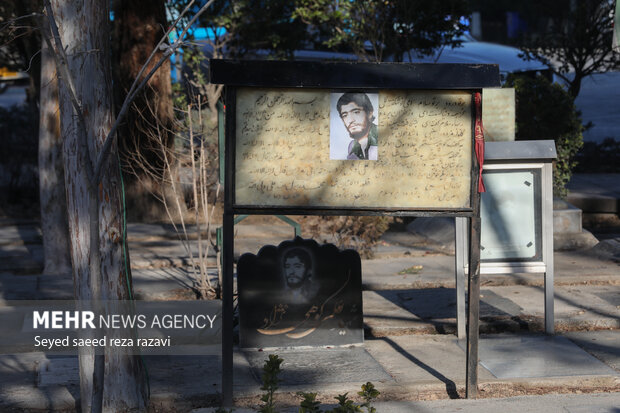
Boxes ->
[237,238,364,348]
[330,92,379,160]
[281,247,320,304]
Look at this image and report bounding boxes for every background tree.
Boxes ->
[112,0,176,222]
[43,1,212,408]
[225,0,308,59]
[1,1,72,275]
[174,0,309,120]
[294,0,470,62]
[38,21,71,275]
[517,0,620,98]
[46,0,147,410]
[505,74,585,198]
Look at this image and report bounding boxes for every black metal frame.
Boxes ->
[213,60,500,406]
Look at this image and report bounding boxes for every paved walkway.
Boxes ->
[0,217,619,411]
[0,172,619,411]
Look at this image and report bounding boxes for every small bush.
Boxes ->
[300,216,392,258]
[574,138,620,173]
[504,74,585,198]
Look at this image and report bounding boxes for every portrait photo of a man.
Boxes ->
[280,247,319,304]
[330,92,379,160]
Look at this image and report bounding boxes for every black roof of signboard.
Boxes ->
[210,59,501,89]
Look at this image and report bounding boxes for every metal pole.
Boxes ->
[455,217,467,340]
[543,163,555,334]
[221,87,236,407]
[222,211,234,406]
[466,193,481,399]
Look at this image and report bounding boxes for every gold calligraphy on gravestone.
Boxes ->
[235,88,473,209]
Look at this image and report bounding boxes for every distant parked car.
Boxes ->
[0,68,28,108]
[180,32,551,90]
[393,34,553,83]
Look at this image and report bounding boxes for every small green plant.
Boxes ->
[261,356,379,413]
[296,385,379,413]
[358,382,380,413]
[213,408,233,413]
[259,354,284,413]
[298,392,322,413]
[330,393,361,413]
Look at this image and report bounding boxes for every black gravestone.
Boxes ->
[237,237,363,349]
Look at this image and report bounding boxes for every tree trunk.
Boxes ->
[49,0,146,411]
[38,27,71,276]
[112,0,176,222]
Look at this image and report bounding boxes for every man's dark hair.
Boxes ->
[282,248,312,269]
[336,92,374,117]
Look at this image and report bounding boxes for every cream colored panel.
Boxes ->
[235,88,472,209]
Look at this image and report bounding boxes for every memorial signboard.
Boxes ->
[211,60,501,405]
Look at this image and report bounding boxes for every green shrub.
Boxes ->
[259,356,379,413]
[504,74,585,198]
[298,392,322,413]
[574,138,620,173]
[259,354,283,413]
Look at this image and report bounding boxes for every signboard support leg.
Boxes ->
[222,212,234,406]
[543,163,555,334]
[455,217,467,340]
[544,268,554,334]
[466,197,481,399]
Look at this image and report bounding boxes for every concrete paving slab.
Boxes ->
[478,335,617,379]
[0,245,43,274]
[197,392,620,413]
[362,255,457,290]
[0,225,42,245]
[363,284,620,336]
[406,217,456,254]
[475,285,620,331]
[129,239,217,270]
[567,174,620,213]
[360,249,619,291]
[131,267,219,300]
[2,333,619,412]
[0,352,77,411]
[589,238,620,261]
[0,273,73,301]
[30,347,258,409]
[243,346,393,386]
[365,335,495,384]
[37,357,79,387]
[363,290,444,336]
[565,330,620,372]
[552,286,620,330]
[0,243,39,258]
[127,223,179,240]
[356,393,620,413]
